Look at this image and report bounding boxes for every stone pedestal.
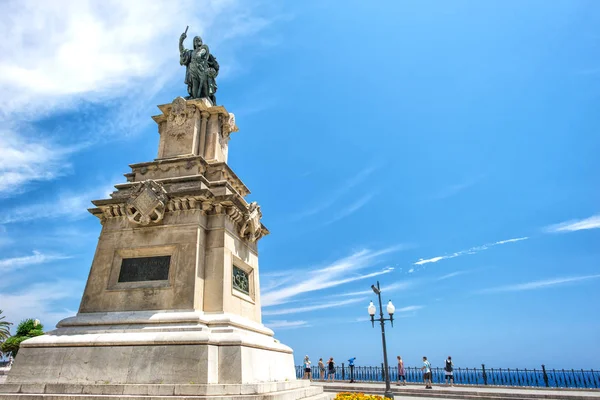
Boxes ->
[0,98,325,400]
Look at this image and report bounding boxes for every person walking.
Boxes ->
[396,355,406,386]
[421,356,432,389]
[348,357,356,383]
[303,355,312,380]
[318,358,325,381]
[327,357,336,381]
[444,356,454,386]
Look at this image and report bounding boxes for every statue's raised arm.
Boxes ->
[179,26,189,55]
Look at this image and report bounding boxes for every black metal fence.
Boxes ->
[296,364,600,389]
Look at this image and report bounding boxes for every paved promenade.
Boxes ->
[312,381,600,399]
[2,371,600,399]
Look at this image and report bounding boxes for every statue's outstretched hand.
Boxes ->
[180,32,187,42]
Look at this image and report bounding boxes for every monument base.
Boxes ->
[6,310,297,385]
[0,311,326,400]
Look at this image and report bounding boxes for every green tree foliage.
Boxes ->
[16,319,44,337]
[1,337,28,356]
[1,318,44,356]
[0,310,12,342]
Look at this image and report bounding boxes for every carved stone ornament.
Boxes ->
[125,180,169,226]
[239,202,262,242]
[232,266,250,295]
[167,97,196,139]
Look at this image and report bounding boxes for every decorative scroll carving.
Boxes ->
[167,97,197,139]
[222,113,236,135]
[125,180,169,225]
[239,202,263,242]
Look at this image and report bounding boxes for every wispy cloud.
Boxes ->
[0,128,83,197]
[332,281,414,297]
[263,320,311,330]
[355,305,424,321]
[262,298,365,316]
[414,237,528,266]
[291,166,377,220]
[544,215,600,233]
[437,270,469,280]
[0,182,116,224]
[0,251,71,273]
[0,280,83,332]
[0,226,13,248]
[323,193,374,225]
[476,274,600,294]
[261,245,406,307]
[435,175,483,200]
[397,305,424,313]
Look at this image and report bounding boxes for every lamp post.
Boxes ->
[368,281,395,399]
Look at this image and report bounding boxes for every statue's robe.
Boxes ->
[180,47,219,101]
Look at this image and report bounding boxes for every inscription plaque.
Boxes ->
[118,255,171,283]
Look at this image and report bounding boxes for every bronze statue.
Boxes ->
[179,26,219,104]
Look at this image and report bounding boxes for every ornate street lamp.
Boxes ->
[368,281,395,399]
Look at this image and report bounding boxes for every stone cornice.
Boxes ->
[89,178,268,242]
[127,155,250,197]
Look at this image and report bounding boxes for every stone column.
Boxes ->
[222,133,231,163]
[156,121,167,158]
[204,113,219,162]
[197,111,210,157]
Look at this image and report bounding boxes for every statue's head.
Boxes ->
[193,36,203,49]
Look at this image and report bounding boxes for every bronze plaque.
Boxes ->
[118,256,171,282]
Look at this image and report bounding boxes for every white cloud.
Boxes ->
[354,304,424,321]
[437,270,469,280]
[262,298,365,316]
[263,320,310,330]
[324,193,374,225]
[0,251,71,273]
[414,237,528,266]
[0,127,83,197]
[477,274,600,294]
[0,0,259,115]
[0,0,275,195]
[0,181,117,224]
[332,281,413,297]
[0,226,13,248]
[0,280,83,333]
[435,175,483,200]
[414,257,444,266]
[397,305,424,313]
[544,215,600,233]
[291,166,378,220]
[261,246,405,307]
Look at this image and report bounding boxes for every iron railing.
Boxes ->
[296,364,600,389]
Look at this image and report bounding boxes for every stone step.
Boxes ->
[0,381,312,397]
[0,383,324,400]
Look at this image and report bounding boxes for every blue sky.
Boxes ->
[1,0,599,369]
